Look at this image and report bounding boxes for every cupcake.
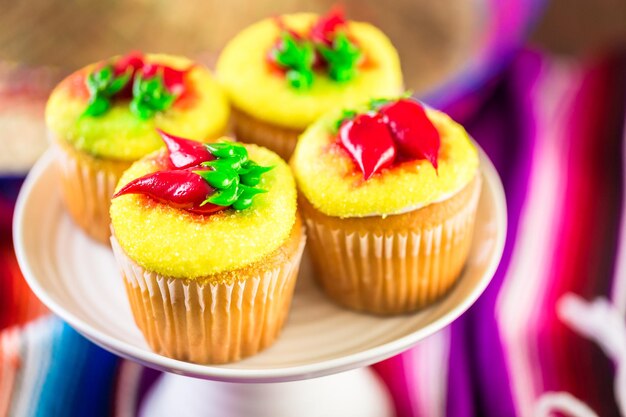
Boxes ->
[291,97,480,315]
[216,8,403,160]
[110,132,304,364]
[46,52,230,244]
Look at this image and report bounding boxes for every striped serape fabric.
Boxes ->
[374,50,626,417]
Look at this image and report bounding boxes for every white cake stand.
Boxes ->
[13,149,506,417]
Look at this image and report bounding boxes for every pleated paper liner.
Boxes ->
[301,175,482,315]
[110,222,306,364]
[231,108,301,161]
[52,134,130,244]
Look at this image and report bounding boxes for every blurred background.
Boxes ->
[1,0,625,172]
[1,1,626,417]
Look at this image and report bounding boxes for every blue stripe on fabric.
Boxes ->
[7,316,55,417]
[34,319,119,417]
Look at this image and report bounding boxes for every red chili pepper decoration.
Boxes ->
[157,129,213,169]
[335,97,441,179]
[113,132,272,215]
[142,63,190,96]
[379,99,441,170]
[339,113,396,180]
[268,7,360,88]
[112,52,190,95]
[113,169,225,215]
[273,16,305,41]
[113,51,145,77]
[84,51,191,118]
[310,6,347,45]
[112,51,145,98]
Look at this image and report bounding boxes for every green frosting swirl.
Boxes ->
[195,142,272,211]
[83,65,132,117]
[130,73,176,120]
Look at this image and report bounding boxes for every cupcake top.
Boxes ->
[46,52,229,161]
[110,132,297,279]
[291,97,479,218]
[216,9,403,130]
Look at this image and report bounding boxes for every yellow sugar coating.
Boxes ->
[216,13,403,130]
[291,107,479,218]
[46,54,230,161]
[110,143,297,279]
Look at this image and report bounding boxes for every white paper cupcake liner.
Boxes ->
[110,232,306,364]
[303,178,481,314]
[52,134,129,244]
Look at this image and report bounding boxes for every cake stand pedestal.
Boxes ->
[140,368,393,417]
[14,149,505,415]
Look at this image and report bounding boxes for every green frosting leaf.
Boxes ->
[130,72,177,120]
[231,185,267,210]
[333,108,358,132]
[196,169,237,189]
[286,68,314,90]
[82,65,131,117]
[206,176,240,206]
[83,95,111,117]
[240,161,273,186]
[368,92,413,111]
[196,142,272,210]
[205,143,238,158]
[368,97,392,111]
[317,32,362,82]
[271,32,315,90]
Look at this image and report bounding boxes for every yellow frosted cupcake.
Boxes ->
[291,96,480,315]
[46,52,230,243]
[110,133,304,364]
[216,8,403,159]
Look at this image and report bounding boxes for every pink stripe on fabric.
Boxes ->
[372,327,451,417]
[535,59,589,407]
[543,58,621,414]
[412,329,451,417]
[372,350,414,416]
[113,361,144,417]
[496,59,582,417]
